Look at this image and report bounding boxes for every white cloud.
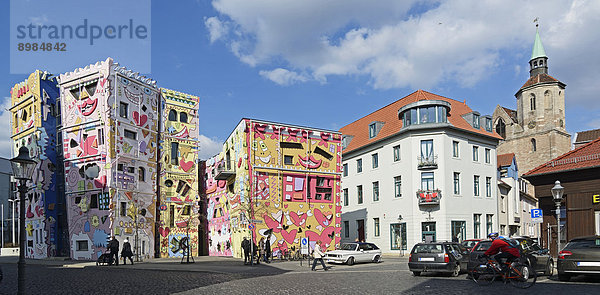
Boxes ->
[0,98,14,159]
[259,68,308,86]
[204,16,229,43]
[198,134,223,160]
[207,0,600,107]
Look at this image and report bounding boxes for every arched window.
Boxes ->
[179,112,187,123]
[533,61,537,67]
[138,167,145,182]
[168,109,177,121]
[495,118,506,139]
[544,90,552,109]
[530,94,536,111]
[531,138,536,152]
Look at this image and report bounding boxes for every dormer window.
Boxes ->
[398,100,450,128]
[342,135,353,149]
[473,114,480,129]
[484,117,492,132]
[369,123,376,138]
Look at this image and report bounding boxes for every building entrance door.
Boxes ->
[422,222,436,242]
[595,211,600,235]
[357,219,365,242]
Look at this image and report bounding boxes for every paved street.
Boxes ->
[0,256,599,294]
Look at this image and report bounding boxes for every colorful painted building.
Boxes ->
[206,119,343,258]
[157,88,200,257]
[10,70,67,258]
[58,58,160,260]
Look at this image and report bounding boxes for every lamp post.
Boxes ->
[10,147,37,295]
[551,180,564,257]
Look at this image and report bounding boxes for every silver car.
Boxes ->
[325,242,382,265]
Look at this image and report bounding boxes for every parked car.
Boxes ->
[461,239,483,252]
[408,242,469,277]
[467,237,554,276]
[557,235,600,281]
[324,242,382,265]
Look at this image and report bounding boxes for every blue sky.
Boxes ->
[2,0,600,159]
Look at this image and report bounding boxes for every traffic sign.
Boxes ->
[532,217,543,224]
[531,209,542,219]
[249,219,263,224]
[301,237,309,255]
[248,224,255,230]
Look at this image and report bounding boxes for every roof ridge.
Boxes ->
[525,136,600,175]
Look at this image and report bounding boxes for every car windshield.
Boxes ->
[340,243,358,251]
[473,241,492,251]
[565,239,600,249]
[462,240,479,248]
[413,244,443,254]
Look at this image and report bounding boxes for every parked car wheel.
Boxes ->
[373,255,381,263]
[451,263,461,277]
[544,260,554,276]
[413,271,421,276]
[558,273,571,281]
[346,257,355,266]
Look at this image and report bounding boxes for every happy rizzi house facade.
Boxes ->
[206,119,343,258]
[10,70,68,258]
[58,58,160,260]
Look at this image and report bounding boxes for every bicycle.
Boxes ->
[471,255,536,289]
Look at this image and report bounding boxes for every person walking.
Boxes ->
[264,234,271,263]
[121,238,134,265]
[108,236,120,266]
[258,237,265,264]
[311,240,328,271]
[241,237,251,265]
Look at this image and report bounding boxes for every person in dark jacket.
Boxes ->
[108,236,120,266]
[241,237,251,265]
[264,234,272,263]
[483,232,520,270]
[121,238,134,265]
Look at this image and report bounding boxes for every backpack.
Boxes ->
[500,238,523,254]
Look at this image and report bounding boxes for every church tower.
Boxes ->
[493,25,571,175]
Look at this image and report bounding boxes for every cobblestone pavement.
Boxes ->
[1,257,599,294]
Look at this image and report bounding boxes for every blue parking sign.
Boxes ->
[531,209,542,218]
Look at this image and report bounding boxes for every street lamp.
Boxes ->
[10,147,37,295]
[551,180,565,257]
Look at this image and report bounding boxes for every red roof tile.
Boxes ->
[340,90,501,154]
[519,73,562,90]
[524,137,600,176]
[501,107,518,123]
[497,153,515,168]
[575,128,600,144]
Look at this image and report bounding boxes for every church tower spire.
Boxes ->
[529,24,548,77]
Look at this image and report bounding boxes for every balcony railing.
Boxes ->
[417,155,438,169]
[416,189,441,205]
[214,160,236,180]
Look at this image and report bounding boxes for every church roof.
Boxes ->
[519,73,562,90]
[524,136,600,176]
[575,128,600,144]
[531,29,547,60]
[340,90,501,154]
[501,107,518,123]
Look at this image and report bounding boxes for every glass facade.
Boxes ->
[391,223,407,250]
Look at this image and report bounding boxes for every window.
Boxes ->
[372,181,379,201]
[451,221,466,242]
[343,188,348,206]
[139,167,145,182]
[356,159,362,173]
[422,222,436,242]
[472,146,479,161]
[357,185,363,204]
[284,155,293,165]
[168,109,177,121]
[531,138,536,152]
[343,163,348,177]
[500,196,506,213]
[390,223,407,250]
[486,177,492,197]
[473,214,481,239]
[124,129,137,140]
[120,201,127,217]
[119,102,128,118]
[171,142,179,165]
[179,112,188,123]
[485,148,491,163]
[374,218,380,237]
[394,176,401,198]
[117,163,124,171]
[453,172,460,195]
[182,205,191,216]
[76,240,89,251]
[98,128,104,145]
[473,114,480,129]
[372,153,378,169]
[344,221,349,238]
[474,175,480,196]
[127,166,135,174]
[452,141,459,157]
[486,214,494,236]
[485,117,492,132]
[169,205,175,228]
[420,140,434,160]
[530,94,536,111]
[421,172,434,191]
[89,193,98,209]
[393,145,401,161]
[369,123,377,138]
[402,105,447,126]
[495,118,506,139]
